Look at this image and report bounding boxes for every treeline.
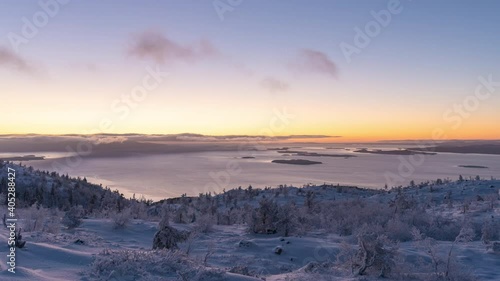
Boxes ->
[0,161,152,215]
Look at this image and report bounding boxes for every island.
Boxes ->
[458,165,489,169]
[271,159,323,165]
[240,156,255,159]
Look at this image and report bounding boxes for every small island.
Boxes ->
[458,165,489,169]
[241,156,255,159]
[271,159,323,165]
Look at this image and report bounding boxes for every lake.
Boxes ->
[5,144,500,200]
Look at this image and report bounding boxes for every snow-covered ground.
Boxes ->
[1,216,498,280]
[0,161,499,280]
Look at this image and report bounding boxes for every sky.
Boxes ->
[0,0,499,142]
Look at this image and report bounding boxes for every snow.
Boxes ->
[0,161,499,280]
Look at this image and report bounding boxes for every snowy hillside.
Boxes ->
[0,161,499,280]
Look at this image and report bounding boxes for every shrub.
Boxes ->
[112,208,131,229]
[248,198,279,234]
[85,249,201,280]
[194,214,214,233]
[352,233,398,277]
[153,225,189,250]
[62,206,84,229]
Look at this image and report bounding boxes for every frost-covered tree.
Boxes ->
[352,232,397,277]
[276,202,298,237]
[249,198,279,234]
[152,225,189,250]
[62,206,83,229]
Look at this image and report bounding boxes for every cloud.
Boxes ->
[128,30,220,65]
[88,135,128,144]
[261,77,290,93]
[174,134,334,142]
[292,49,337,78]
[0,46,35,73]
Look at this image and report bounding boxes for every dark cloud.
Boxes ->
[128,30,220,65]
[261,77,290,93]
[292,49,337,78]
[0,46,34,73]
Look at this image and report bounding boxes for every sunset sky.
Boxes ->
[1,0,499,141]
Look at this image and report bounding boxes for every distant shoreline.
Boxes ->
[0,155,45,161]
[354,149,436,155]
[411,144,500,155]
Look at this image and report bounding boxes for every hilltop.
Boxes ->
[0,161,498,280]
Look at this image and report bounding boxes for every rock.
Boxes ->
[237,240,256,248]
[152,225,189,250]
[477,195,484,201]
[74,239,85,245]
[274,246,283,255]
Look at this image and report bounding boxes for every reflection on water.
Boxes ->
[13,147,500,200]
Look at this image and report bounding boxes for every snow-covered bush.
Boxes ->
[424,216,462,241]
[248,198,279,234]
[194,214,214,233]
[84,249,204,281]
[158,209,170,230]
[19,205,62,233]
[351,232,398,277]
[411,226,478,281]
[112,208,131,229]
[62,206,84,229]
[129,198,148,219]
[19,205,47,232]
[385,217,413,242]
[275,202,299,237]
[173,205,189,224]
[152,225,189,250]
[481,218,499,244]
